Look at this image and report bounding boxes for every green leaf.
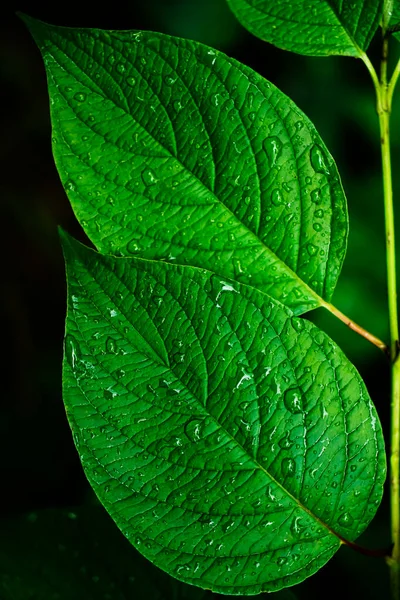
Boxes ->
[60,231,385,595]
[388,1,400,39]
[23,15,348,316]
[225,0,383,57]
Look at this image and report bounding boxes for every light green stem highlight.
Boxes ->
[322,301,389,353]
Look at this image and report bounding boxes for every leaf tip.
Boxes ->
[17,12,55,49]
[58,227,80,260]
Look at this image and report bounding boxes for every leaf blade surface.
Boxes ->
[389,1,400,39]
[24,17,349,315]
[226,0,383,56]
[61,232,386,595]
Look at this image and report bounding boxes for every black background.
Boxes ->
[1,1,398,598]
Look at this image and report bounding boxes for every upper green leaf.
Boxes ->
[61,231,385,595]
[226,0,383,57]
[23,16,348,316]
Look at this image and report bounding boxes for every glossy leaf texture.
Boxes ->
[226,0,383,57]
[389,1,400,39]
[23,15,349,316]
[61,231,385,595]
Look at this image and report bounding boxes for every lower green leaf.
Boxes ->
[61,232,386,595]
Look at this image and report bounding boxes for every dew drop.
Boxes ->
[64,334,81,369]
[116,63,126,74]
[278,432,293,449]
[310,145,330,176]
[74,92,86,102]
[127,239,141,254]
[141,168,158,186]
[105,337,117,354]
[164,75,176,85]
[103,389,116,401]
[173,100,183,112]
[271,188,284,206]
[311,189,322,204]
[126,76,136,87]
[266,484,276,502]
[221,520,235,533]
[313,222,322,232]
[263,136,282,167]
[338,512,354,527]
[277,556,287,566]
[212,93,220,106]
[282,457,296,477]
[307,243,318,256]
[315,208,324,218]
[284,388,303,414]
[65,180,75,191]
[292,318,304,332]
[282,182,292,193]
[290,516,303,537]
[184,418,203,442]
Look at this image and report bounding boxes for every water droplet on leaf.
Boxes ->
[311,189,322,204]
[290,516,303,537]
[284,389,303,414]
[282,457,296,477]
[292,318,304,332]
[307,243,318,256]
[338,512,354,527]
[184,418,204,442]
[74,92,86,102]
[141,168,157,186]
[263,136,282,167]
[278,432,293,449]
[310,145,330,176]
[105,337,117,354]
[271,188,284,206]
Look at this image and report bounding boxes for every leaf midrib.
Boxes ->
[46,32,325,310]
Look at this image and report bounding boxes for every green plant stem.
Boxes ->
[322,301,389,353]
[379,108,399,360]
[363,39,400,599]
[371,37,400,600]
[380,104,400,599]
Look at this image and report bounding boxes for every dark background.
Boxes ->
[1,1,399,598]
